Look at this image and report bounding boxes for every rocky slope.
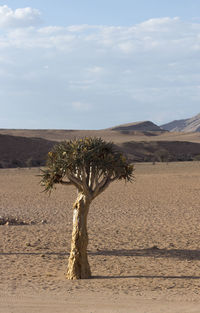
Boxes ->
[161,113,200,132]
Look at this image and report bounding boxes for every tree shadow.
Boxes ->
[90,247,200,261]
[0,252,69,256]
[1,248,200,280]
[92,275,200,280]
[1,247,200,261]
[91,247,200,280]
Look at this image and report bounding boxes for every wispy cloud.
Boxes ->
[86,66,105,74]
[1,6,200,128]
[71,101,91,111]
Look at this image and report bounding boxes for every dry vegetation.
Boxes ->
[0,162,200,305]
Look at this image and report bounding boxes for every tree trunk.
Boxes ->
[66,192,91,279]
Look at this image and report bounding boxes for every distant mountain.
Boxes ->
[161,113,200,132]
[1,121,200,168]
[1,133,200,168]
[0,121,167,142]
[111,121,166,133]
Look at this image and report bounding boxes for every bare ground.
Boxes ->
[0,162,200,312]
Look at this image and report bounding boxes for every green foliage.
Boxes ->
[41,137,134,193]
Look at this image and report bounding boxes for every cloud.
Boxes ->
[71,101,91,111]
[138,17,180,32]
[2,15,200,55]
[1,10,200,128]
[67,24,99,32]
[86,66,104,74]
[0,5,41,28]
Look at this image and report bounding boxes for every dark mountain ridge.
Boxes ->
[0,134,56,168]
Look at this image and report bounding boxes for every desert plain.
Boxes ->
[0,161,200,312]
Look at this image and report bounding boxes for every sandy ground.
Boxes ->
[1,162,200,312]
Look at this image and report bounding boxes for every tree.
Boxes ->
[41,137,134,280]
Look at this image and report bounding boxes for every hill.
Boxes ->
[161,113,200,132]
[1,119,200,168]
[110,121,165,133]
[0,134,55,168]
[1,133,200,168]
[0,120,166,142]
[117,141,200,162]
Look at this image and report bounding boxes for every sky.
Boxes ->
[1,1,200,129]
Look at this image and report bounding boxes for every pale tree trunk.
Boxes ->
[66,192,91,279]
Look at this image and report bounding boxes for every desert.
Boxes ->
[1,161,200,312]
[2,1,200,311]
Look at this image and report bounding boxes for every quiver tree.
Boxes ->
[41,137,134,279]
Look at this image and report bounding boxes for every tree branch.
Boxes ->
[92,176,111,199]
[80,166,90,195]
[85,165,90,186]
[89,166,96,190]
[68,173,83,191]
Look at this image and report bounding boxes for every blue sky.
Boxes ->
[2,0,200,26]
[0,1,200,129]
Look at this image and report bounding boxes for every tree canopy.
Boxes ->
[41,137,134,198]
